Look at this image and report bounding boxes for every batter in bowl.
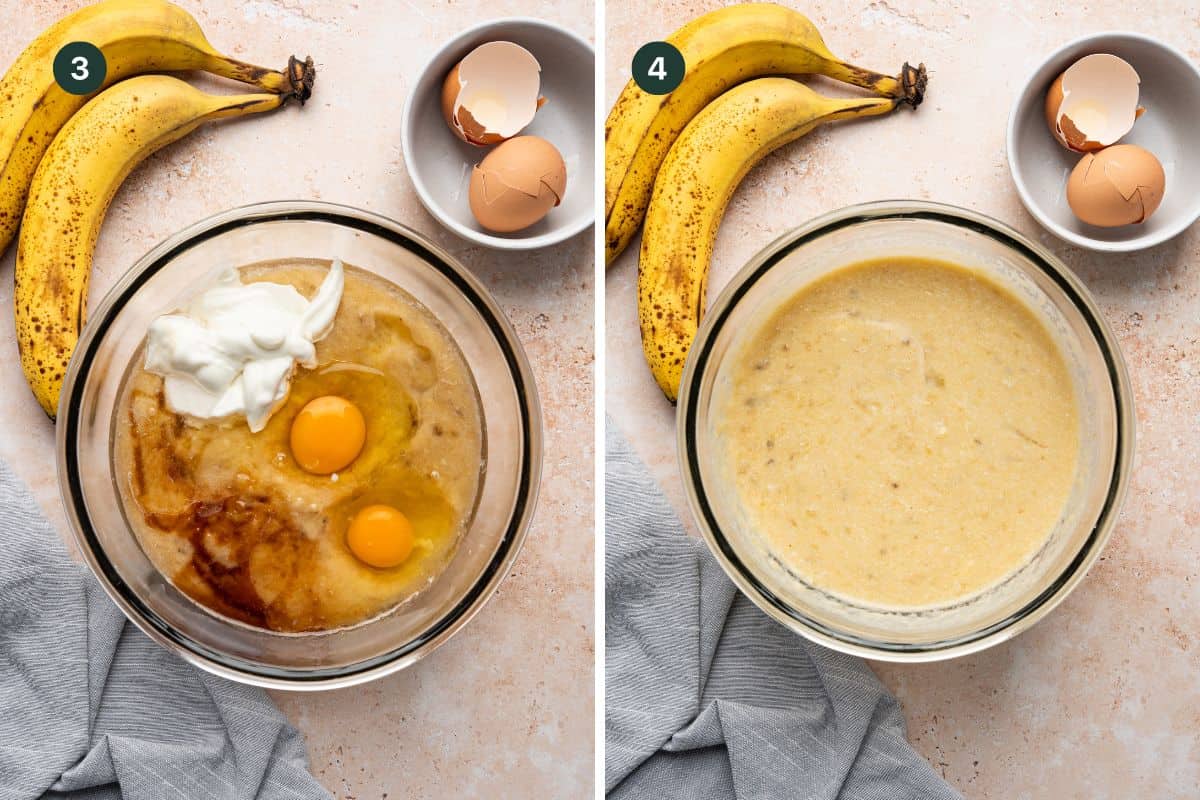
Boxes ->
[714,256,1080,609]
[113,260,483,632]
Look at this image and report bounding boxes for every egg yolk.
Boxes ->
[289,395,366,474]
[346,505,415,568]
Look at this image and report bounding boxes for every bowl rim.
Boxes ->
[400,16,595,251]
[1005,30,1200,253]
[56,200,543,690]
[677,200,1135,662]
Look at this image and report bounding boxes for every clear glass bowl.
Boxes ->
[679,201,1133,662]
[58,201,541,689]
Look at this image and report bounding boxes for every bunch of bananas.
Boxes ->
[0,0,316,418]
[606,3,927,401]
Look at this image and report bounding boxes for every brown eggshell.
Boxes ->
[441,64,494,145]
[1046,75,1105,152]
[1066,144,1165,227]
[469,136,567,233]
[441,41,543,146]
[457,107,504,146]
[1044,74,1066,144]
[440,64,461,133]
[1044,54,1143,153]
[1058,114,1104,153]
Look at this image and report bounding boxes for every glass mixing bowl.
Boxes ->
[679,201,1133,662]
[58,201,541,689]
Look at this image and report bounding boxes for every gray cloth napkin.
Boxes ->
[605,421,962,800]
[0,459,331,800]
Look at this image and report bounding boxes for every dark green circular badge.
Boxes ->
[53,42,106,96]
[632,41,685,95]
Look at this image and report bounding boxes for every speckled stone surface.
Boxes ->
[606,1,1199,797]
[0,1,593,797]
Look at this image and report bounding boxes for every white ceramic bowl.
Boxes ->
[1007,32,1200,252]
[401,18,594,250]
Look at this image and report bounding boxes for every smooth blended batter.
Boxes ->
[715,257,1080,609]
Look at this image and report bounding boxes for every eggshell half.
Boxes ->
[441,41,544,146]
[469,136,567,233]
[1066,144,1165,227]
[1045,54,1143,153]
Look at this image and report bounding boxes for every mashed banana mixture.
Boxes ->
[715,256,1080,608]
[113,261,483,632]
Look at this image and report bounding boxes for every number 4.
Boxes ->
[648,55,667,81]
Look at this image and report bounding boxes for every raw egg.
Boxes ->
[346,504,414,568]
[441,41,545,146]
[1044,54,1144,153]
[1066,144,1166,227]
[468,135,567,233]
[290,395,366,474]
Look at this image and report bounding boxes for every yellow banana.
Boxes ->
[15,75,300,418]
[606,2,925,264]
[638,78,899,402]
[0,0,313,256]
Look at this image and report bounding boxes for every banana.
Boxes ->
[638,78,899,402]
[15,75,300,418]
[606,2,925,265]
[0,0,314,256]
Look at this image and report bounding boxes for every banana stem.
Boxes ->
[284,56,317,104]
[823,60,927,107]
[202,54,316,104]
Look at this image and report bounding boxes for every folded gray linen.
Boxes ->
[605,421,962,800]
[0,459,331,800]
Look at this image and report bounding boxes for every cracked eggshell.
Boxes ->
[1044,54,1144,152]
[1066,144,1165,227]
[469,136,567,233]
[441,41,544,146]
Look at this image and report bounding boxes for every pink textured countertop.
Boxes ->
[0,1,594,797]
[607,1,1199,797]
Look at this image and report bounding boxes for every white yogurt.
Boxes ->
[144,260,344,432]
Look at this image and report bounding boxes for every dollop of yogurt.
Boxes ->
[144,260,344,432]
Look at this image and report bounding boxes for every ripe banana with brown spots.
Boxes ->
[15,74,310,418]
[638,78,903,402]
[606,2,925,265]
[0,0,313,257]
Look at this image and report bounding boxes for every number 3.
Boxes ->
[648,55,667,81]
[71,56,89,81]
